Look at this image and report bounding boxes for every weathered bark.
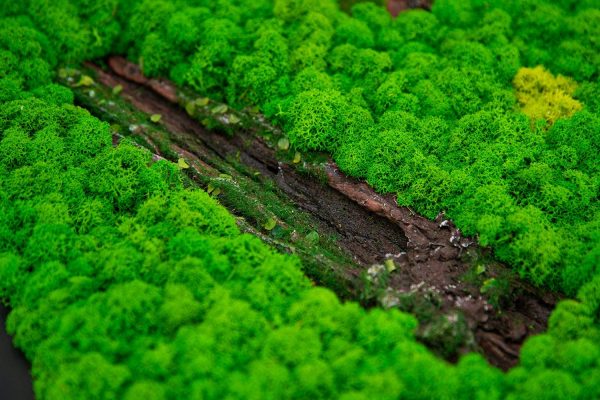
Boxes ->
[387,0,433,17]
[61,58,560,370]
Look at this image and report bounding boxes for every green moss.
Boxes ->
[1,1,600,398]
[287,89,348,151]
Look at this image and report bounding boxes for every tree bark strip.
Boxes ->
[62,58,561,370]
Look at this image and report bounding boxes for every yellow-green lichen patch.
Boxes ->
[513,66,582,125]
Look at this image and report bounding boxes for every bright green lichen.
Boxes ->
[1,1,600,399]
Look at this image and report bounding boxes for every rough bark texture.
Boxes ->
[64,57,560,370]
[387,0,433,17]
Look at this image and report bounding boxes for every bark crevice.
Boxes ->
[63,58,560,370]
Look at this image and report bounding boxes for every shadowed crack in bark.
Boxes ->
[71,57,560,370]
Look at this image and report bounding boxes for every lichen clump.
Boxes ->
[514,66,582,125]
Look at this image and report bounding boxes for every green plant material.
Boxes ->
[110,123,122,133]
[305,230,319,243]
[212,104,228,114]
[177,157,189,169]
[196,97,210,106]
[185,101,196,116]
[479,274,513,309]
[293,152,301,163]
[2,2,600,399]
[514,66,582,125]
[263,217,277,231]
[385,259,396,273]
[277,137,290,150]
[150,113,162,123]
[76,75,95,87]
[480,278,497,294]
[112,84,123,95]
[287,89,349,151]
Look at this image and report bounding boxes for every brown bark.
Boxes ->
[387,0,433,17]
